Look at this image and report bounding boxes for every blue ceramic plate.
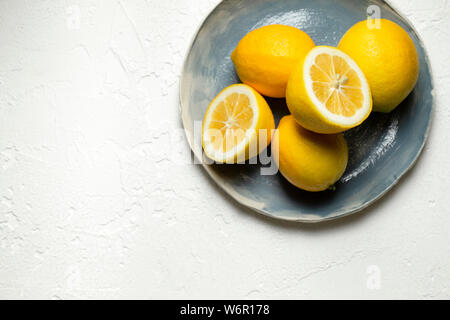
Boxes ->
[180,0,434,223]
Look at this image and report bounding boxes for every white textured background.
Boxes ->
[0,0,449,300]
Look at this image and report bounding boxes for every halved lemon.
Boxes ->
[286,46,372,134]
[202,84,275,163]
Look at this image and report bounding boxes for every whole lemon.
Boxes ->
[272,115,348,192]
[338,19,419,113]
[231,24,315,98]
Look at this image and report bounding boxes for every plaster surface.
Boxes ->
[0,0,449,299]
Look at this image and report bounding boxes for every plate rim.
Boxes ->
[179,0,435,223]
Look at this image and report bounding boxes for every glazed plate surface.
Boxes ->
[180,0,434,222]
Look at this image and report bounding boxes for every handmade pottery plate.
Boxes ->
[180,0,434,223]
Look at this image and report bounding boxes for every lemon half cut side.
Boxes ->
[202,84,275,164]
[287,46,373,134]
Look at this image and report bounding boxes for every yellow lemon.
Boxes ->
[202,84,275,163]
[272,115,348,192]
[231,24,315,98]
[286,46,372,134]
[338,19,419,113]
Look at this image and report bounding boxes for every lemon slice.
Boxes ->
[286,46,372,134]
[202,84,275,163]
